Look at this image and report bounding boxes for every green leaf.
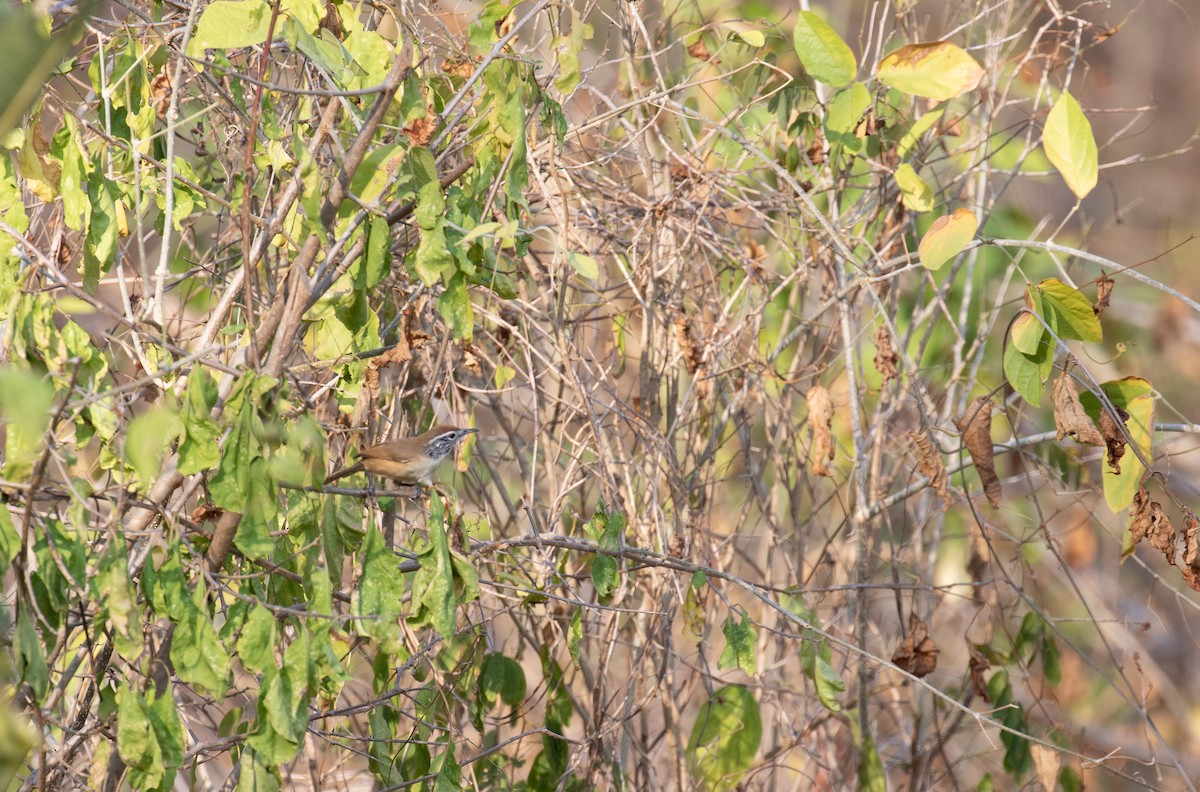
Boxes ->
[0,366,54,480]
[178,367,221,472]
[0,495,20,576]
[479,653,527,709]
[918,208,978,270]
[355,523,407,652]
[236,605,278,675]
[117,686,163,789]
[437,273,474,341]
[57,118,89,232]
[93,543,142,658]
[187,0,274,57]
[359,215,391,290]
[586,504,624,601]
[238,748,282,792]
[568,609,583,668]
[1043,91,1098,200]
[567,251,598,280]
[852,718,887,792]
[83,162,118,293]
[894,163,933,212]
[876,41,984,101]
[686,685,762,792]
[718,612,757,676]
[14,609,48,702]
[125,406,182,488]
[430,742,462,792]
[1010,288,1045,356]
[1003,334,1053,407]
[411,495,457,638]
[171,582,232,695]
[792,11,857,88]
[553,8,593,94]
[247,665,304,764]
[824,82,871,153]
[209,392,258,511]
[1038,277,1102,342]
[0,2,93,140]
[897,108,944,159]
[1080,377,1155,511]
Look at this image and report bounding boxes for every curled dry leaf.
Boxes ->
[1180,511,1200,592]
[1052,374,1103,445]
[1094,273,1114,316]
[954,396,1001,508]
[1098,405,1130,474]
[891,613,938,678]
[874,325,900,383]
[967,643,990,702]
[1031,745,1061,792]
[1129,487,1176,565]
[687,39,712,60]
[906,429,953,510]
[673,311,701,375]
[806,385,835,477]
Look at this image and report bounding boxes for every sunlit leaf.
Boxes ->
[1080,377,1155,511]
[918,208,978,270]
[1043,91,1097,200]
[1038,277,1102,342]
[877,41,984,101]
[187,0,274,57]
[894,163,933,212]
[687,685,762,792]
[792,11,856,87]
[718,612,757,676]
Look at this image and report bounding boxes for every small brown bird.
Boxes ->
[325,425,478,486]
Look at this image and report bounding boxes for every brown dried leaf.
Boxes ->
[806,385,835,477]
[1129,487,1176,565]
[443,56,476,79]
[673,311,701,374]
[874,325,900,384]
[891,613,938,678]
[150,69,172,119]
[1094,273,1114,316]
[1031,745,1061,792]
[967,643,991,702]
[954,396,1001,508]
[403,111,437,147]
[906,429,952,510]
[1180,511,1200,591]
[687,39,712,60]
[1052,374,1103,445]
[1098,406,1130,474]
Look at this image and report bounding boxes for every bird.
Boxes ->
[325,425,478,486]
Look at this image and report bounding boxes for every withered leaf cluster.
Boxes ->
[873,325,900,384]
[955,396,1001,508]
[892,613,939,678]
[1129,487,1175,564]
[1093,273,1114,316]
[1051,374,1103,446]
[806,385,835,477]
[906,429,953,510]
[1098,405,1131,474]
[1128,488,1200,593]
[968,643,991,702]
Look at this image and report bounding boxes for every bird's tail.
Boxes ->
[324,460,364,484]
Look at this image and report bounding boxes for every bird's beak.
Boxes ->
[464,428,479,435]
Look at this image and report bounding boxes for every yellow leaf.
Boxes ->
[1043,91,1098,200]
[894,164,933,212]
[877,42,984,101]
[917,208,978,270]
